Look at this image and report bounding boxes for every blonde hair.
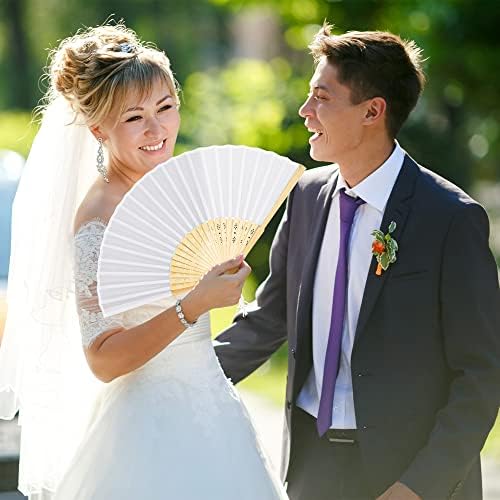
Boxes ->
[46,22,179,127]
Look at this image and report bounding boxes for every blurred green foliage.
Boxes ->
[2,0,499,188]
[0,112,38,158]
[180,58,308,154]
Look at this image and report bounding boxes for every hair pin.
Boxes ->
[119,43,135,53]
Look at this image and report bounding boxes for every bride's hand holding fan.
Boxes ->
[181,255,251,323]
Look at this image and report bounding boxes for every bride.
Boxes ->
[0,22,287,500]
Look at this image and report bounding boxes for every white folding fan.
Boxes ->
[97,145,305,317]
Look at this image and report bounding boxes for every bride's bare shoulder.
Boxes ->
[73,181,122,236]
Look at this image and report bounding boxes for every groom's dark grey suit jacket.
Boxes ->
[215,154,500,499]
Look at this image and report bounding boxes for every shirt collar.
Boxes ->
[333,141,406,213]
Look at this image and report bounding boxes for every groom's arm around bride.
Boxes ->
[215,25,500,500]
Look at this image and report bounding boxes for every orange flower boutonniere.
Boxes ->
[371,221,398,276]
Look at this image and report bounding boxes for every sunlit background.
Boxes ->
[0,0,498,478]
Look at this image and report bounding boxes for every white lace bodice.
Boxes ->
[73,219,122,347]
[73,218,185,347]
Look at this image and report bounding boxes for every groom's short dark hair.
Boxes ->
[309,24,426,138]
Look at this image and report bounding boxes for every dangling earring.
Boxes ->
[96,138,110,183]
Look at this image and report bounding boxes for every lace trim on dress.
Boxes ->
[74,218,125,347]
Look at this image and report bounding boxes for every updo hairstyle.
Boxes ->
[47,22,179,127]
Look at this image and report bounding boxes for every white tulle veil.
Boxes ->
[0,96,104,498]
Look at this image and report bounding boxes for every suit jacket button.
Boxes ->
[291,348,296,358]
[286,400,292,410]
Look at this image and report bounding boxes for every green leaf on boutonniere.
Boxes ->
[372,229,385,242]
[380,252,391,269]
[386,239,398,253]
[372,221,399,275]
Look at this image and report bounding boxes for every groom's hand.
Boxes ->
[376,481,422,500]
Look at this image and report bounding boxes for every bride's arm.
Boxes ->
[84,275,233,382]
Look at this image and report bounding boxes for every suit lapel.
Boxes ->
[294,170,339,389]
[354,155,420,342]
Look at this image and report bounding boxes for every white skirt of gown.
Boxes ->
[53,312,288,500]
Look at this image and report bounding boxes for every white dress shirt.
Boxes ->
[296,142,405,429]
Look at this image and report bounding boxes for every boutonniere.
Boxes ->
[371,221,398,276]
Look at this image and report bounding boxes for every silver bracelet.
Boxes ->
[175,299,197,329]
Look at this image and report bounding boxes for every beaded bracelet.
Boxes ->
[175,299,197,328]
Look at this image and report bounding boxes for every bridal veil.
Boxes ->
[0,96,103,497]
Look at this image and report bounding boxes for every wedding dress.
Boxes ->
[51,217,288,500]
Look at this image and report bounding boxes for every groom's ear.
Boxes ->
[363,97,387,125]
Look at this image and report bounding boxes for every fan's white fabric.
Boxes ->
[97,145,302,317]
[165,146,295,222]
[55,219,287,499]
[0,97,105,498]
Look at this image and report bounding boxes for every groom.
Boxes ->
[215,26,500,500]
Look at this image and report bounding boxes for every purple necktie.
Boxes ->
[317,189,365,437]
